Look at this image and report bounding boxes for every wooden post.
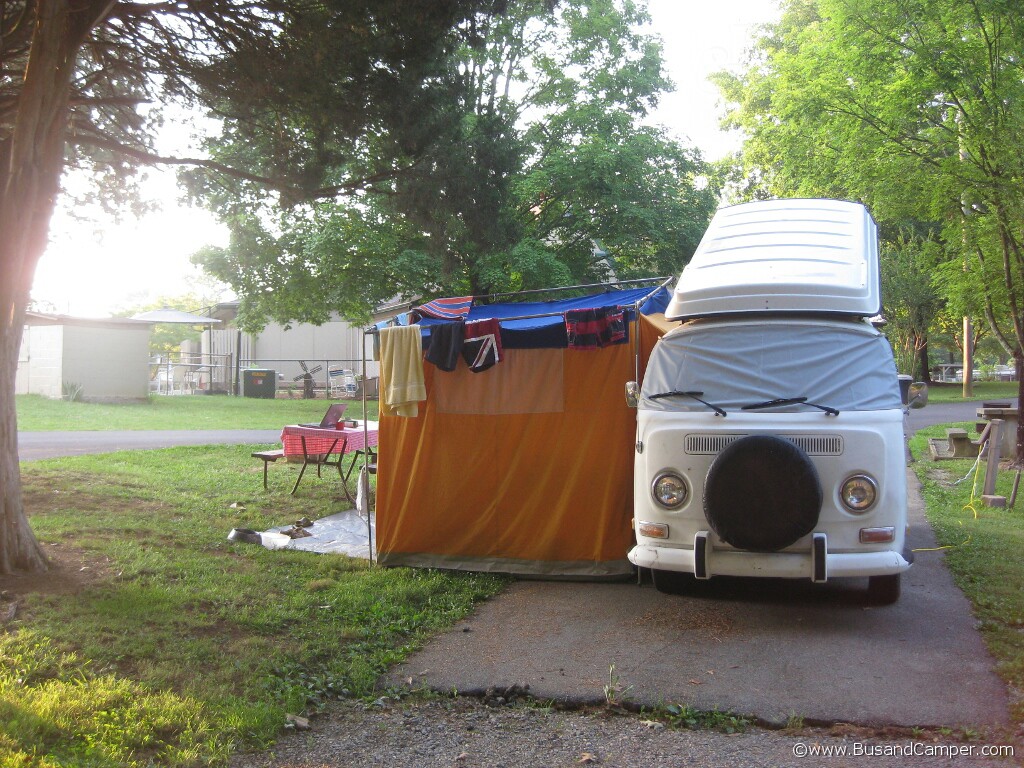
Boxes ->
[983,419,1006,507]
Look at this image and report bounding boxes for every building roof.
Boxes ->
[24,312,153,330]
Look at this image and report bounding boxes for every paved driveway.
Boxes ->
[385,472,1010,730]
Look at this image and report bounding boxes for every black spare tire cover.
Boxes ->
[703,435,822,552]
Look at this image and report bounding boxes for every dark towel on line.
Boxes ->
[462,319,503,372]
[425,320,465,372]
[565,308,627,350]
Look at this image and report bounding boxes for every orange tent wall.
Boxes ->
[376,315,667,577]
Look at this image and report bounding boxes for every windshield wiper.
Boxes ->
[649,390,727,417]
[741,397,839,416]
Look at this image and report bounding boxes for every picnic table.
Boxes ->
[279,422,379,499]
[976,403,1018,459]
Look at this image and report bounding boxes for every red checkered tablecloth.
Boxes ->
[280,424,379,458]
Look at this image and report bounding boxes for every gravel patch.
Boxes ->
[228,698,1018,768]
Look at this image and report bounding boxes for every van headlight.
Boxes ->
[840,474,878,513]
[652,472,688,509]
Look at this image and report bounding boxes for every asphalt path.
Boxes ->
[17,429,281,461]
[904,399,992,435]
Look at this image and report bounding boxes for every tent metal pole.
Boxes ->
[478,310,564,323]
[634,300,642,385]
[480,276,670,303]
[640,276,675,304]
[360,327,373,564]
[420,305,641,325]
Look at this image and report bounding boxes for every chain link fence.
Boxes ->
[149,354,379,399]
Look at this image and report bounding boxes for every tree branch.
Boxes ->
[68,95,147,108]
[72,133,415,201]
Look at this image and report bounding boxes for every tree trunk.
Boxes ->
[915,335,931,383]
[0,307,47,573]
[0,0,112,574]
[962,316,973,398]
[1015,355,1024,471]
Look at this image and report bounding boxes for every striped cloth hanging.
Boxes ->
[416,296,473,320]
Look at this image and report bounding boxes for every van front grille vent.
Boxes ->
[684,434,844,456]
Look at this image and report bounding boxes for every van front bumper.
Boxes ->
[628,534,911,581]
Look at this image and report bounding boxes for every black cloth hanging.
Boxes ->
[425,320,465,372]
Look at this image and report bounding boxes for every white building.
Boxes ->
[17,313,152,402]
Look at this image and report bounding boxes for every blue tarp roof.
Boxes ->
[418,285,671,349]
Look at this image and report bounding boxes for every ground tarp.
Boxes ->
[376,287,671,578]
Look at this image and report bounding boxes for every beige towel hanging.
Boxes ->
[379,325,426,417]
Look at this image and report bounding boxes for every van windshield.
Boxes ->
[642,320,902,413]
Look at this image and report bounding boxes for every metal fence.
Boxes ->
[149,352,234,395]
[150,354,379,399]
[240,358,379,399]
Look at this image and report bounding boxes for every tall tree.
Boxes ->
[195,0,718,329]
[1,0,495,573]
[880,234,944,382]
[716,0,1024,460]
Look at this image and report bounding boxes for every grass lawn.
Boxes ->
[15,394,379,432]
[924,380,1019,404]
[908,426,1024,728]
[3,448,506,767]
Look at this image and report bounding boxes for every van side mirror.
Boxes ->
[625,381,640,408]
[908,382,928,409]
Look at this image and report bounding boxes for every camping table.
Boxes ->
[280,423,379,500]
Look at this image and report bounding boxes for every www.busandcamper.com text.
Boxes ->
[792,741,1014,759]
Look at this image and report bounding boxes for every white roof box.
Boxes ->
[666,199,880,319]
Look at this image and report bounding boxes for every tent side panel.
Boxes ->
[376,342,639,576]
[376,363,501,559]
[489,343,636,565]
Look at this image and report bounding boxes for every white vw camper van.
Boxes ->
[628,199,917,604]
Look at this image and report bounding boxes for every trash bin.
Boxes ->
[898,374,913,405]
[243,369,276,399]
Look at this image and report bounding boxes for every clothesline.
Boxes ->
[421,308,623,325]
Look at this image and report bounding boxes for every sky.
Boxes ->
[29,0,780,319]
[645,0,779,159]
